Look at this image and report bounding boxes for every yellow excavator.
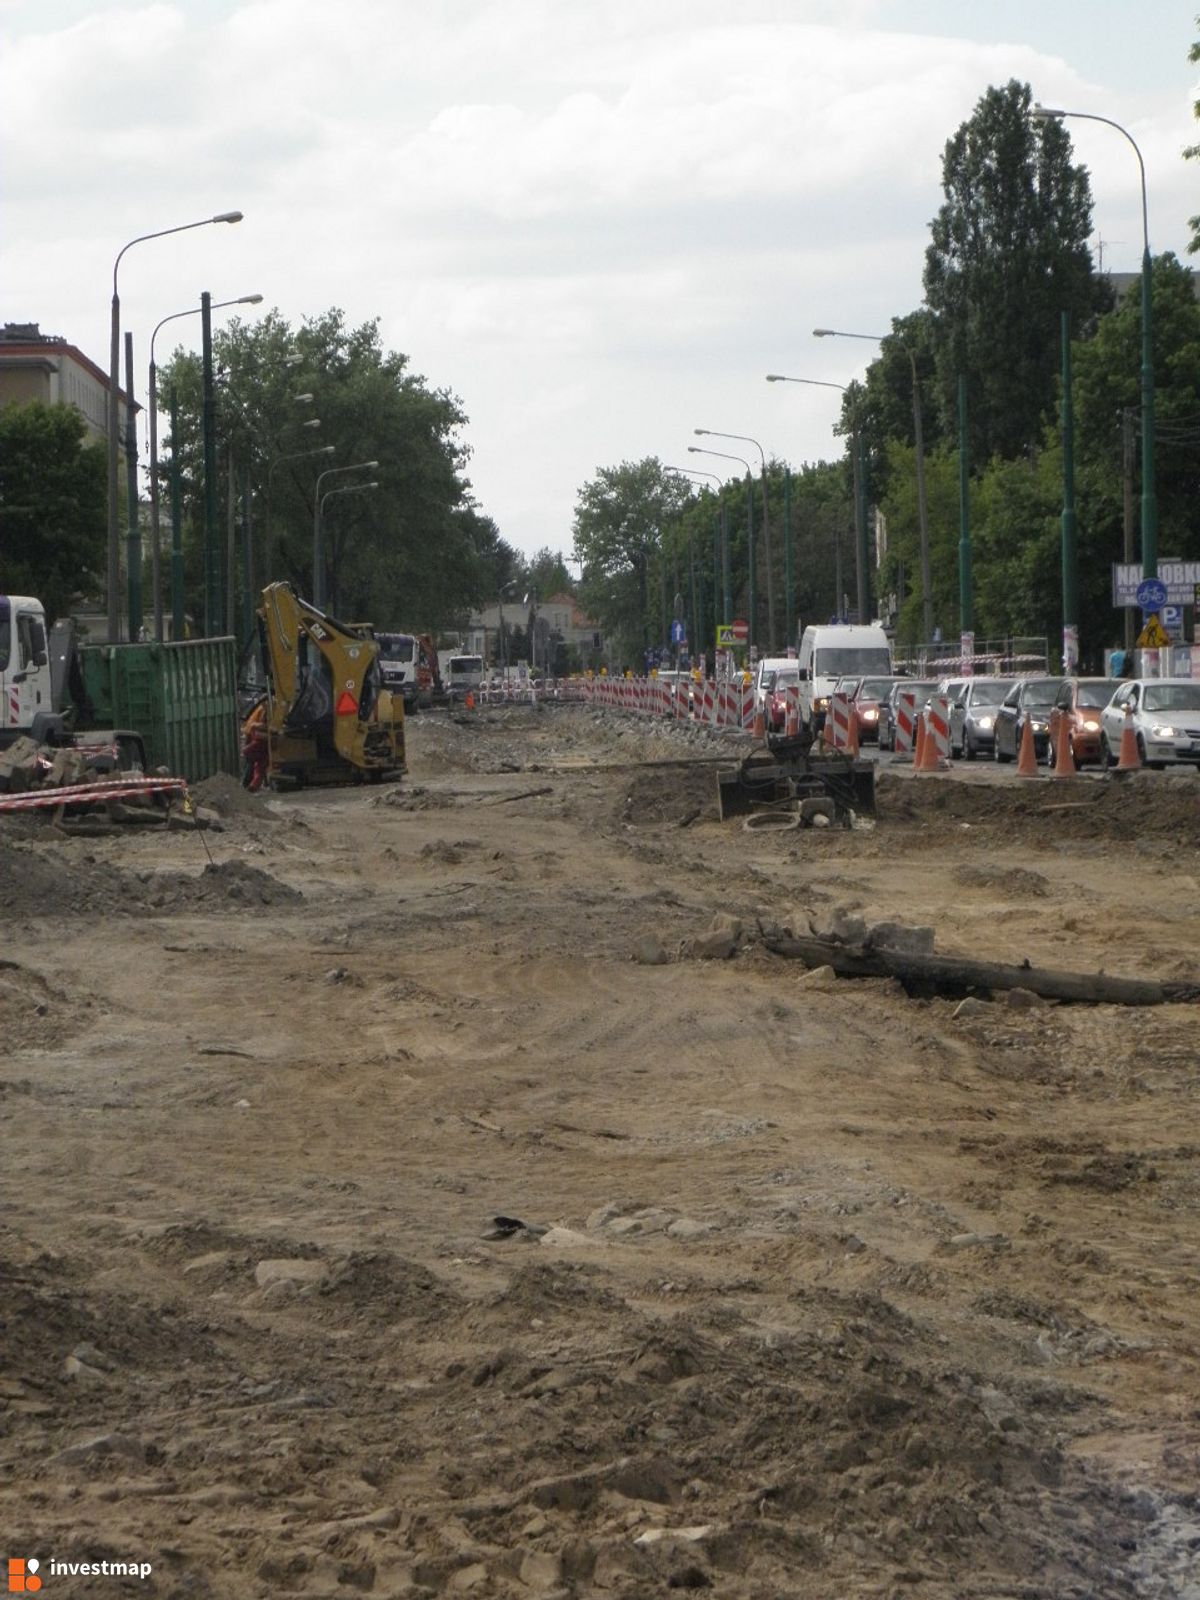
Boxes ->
[254,582,405,788]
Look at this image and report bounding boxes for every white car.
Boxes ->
[1099,678,1200,768]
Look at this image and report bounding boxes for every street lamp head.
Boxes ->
[686,445,703,453]
[693,428,711,437]
[213,211,244,224]
[293,393,315,404]
[300,418,321,430]
[1030,104,1064,121]
[812,329,835,338]
[319,444,336,455]
[238,294,264,305]
[765,374,785,383]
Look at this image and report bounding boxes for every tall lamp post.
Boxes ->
[108,210,243,642]
[1032,104,1156,581]
[766,373,867,623]
[148,293,262,640]
[813,327,932,639]
[666,466,723,649]
[318,482,379,613]
[688,445,756,651]
[313,462,378,609]
[265,443,335,587]
[694,429,775,650]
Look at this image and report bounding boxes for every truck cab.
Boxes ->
[0,595,53,747]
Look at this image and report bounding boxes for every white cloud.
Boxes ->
[2,0,1195,559]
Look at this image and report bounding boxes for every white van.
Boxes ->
[796,624,891,735]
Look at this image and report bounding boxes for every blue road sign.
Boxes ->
[670,619,686,644]
[1136,578,1168,611]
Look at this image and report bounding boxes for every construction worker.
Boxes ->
[241,697,268,792]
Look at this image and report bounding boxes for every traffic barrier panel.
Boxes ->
[894,691,917,756]
[926,695,951,762]
[741,683,756,730]
[914,708,941,772]
[827,692,852,751]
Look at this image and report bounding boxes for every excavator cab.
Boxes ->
[256,583,405,788]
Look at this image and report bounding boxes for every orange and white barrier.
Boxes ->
[893,690,918,755]
[925,695,951,762]
[826,692,853,750]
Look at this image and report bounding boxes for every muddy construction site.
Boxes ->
[1,704,1198,1599]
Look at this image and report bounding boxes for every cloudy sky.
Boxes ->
[3,0,1196,559]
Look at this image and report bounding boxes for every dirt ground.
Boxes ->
[1,705,1198,1599]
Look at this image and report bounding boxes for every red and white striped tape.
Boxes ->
[0,775,188,815]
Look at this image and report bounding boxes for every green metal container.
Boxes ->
[78,635,239,782]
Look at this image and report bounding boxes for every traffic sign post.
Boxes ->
[1136,577,1168,613]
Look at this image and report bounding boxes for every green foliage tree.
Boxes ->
[0,401,105,621]
[571,459,690,666]
[924,79,1107,463]
[160,308,517,633]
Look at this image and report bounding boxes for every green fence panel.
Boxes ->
[78,636,239,782]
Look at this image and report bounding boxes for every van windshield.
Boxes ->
[376,635,414,662]
[815,647,891,677]
[449,657,483,676]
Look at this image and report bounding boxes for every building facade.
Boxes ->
[0,322,136,445]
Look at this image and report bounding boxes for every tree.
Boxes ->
[924,80,1107,464]
[572,459,690,665]
[0,401,106,621]
[1185,17,1200,251]
[159,309,517,633]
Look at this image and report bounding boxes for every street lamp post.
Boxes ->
[108,210,243,642]
[1032,104,1156,580]
[688,445,755,651]
[813,327,932,639]
[766,373,868,624]
[319,482,379,613]
[313,463,379,610]
[694,429,775,650]
[149,294,262,639]
[265,443,335,587]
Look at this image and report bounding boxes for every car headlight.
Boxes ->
[814,697,828,711]
[1032,720,1047,732]
[1151,724,1177,738]
[1082,719,1100,732]
[862,708,878,721]
[976,715,993,731]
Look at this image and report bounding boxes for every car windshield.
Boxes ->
[968,681,1008,705]
[1076,681,1116,708]
[376,635,414,662]
[1143,684,1200,712]
[1021,678,1064,705]
[858,678,892,698]
[815,647,892,676]
[771,670,799,692]
[893,681,937,701]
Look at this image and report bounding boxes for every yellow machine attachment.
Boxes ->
[257,582,406,788]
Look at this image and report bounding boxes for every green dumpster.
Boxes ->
[78,636,239,782]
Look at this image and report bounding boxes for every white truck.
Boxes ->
[0,594,146,772]
[441,652,484,702]
[796,623,892,736]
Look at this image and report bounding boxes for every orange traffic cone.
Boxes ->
[465,691,475,711]
[915,712,939,772]
[1050,714,1076,778]
[1116,704,1142,771]
[1016,716,1039,777]
[752,705,766,739]
[911,713,926,767]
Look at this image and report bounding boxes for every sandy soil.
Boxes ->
[1,705,1198,1599]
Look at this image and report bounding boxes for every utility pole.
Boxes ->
[201,292,219,636]
[1122,407,1136,652]
[124,332,141,640]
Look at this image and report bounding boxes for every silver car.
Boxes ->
[1099,679,1200,768]
[948,677,1011,760]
